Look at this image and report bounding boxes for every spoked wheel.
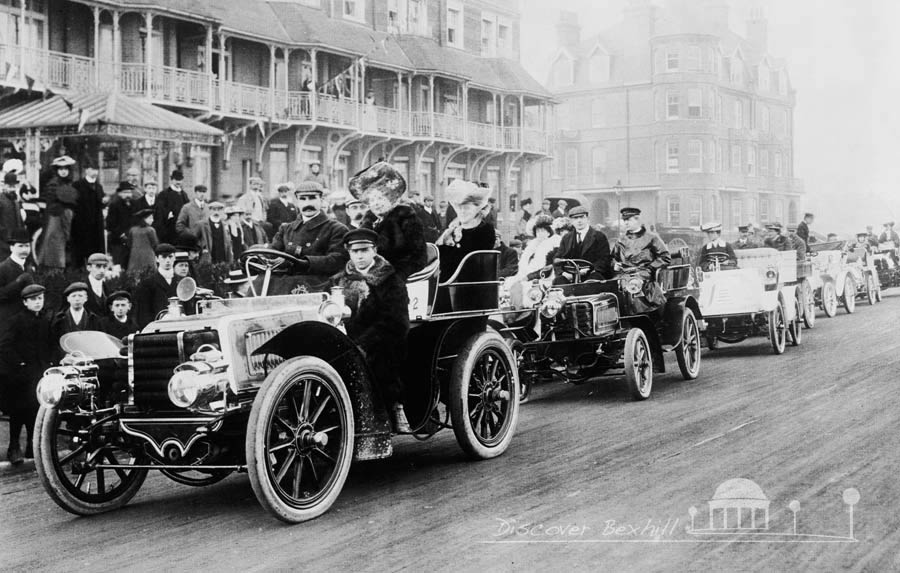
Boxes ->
[449,331,520,460]
[768,301,787,355]
[676,309,701,380]
[624,328,653,400]
[247,357,354,523]
[160,468,232,487]
[801,279,816,328]
[843,276,856,314]
[788,298,803,347]
[822,282,838,317]
[866,274,877,305]
[34,408,148,516]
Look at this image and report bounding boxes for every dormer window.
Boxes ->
[730,57,744,85]
[590,50,611,83]
[758,62,770,91]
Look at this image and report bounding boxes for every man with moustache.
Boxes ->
[175,184,210,243]
[198,202,233,265]
[155,169,188,245]
[271,181,348,291]
[266,182,298,238]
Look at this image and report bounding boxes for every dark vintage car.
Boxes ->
[498,247,702,401]
[32,245,520,523]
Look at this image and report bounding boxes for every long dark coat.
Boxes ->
[271,211,349,280]
[134,271,180,329]
[155,186,189,245]
[332,255,409,404]
[84,279,111,317]
[498,243,519,278]
[361,204,427,282]
[438,220,495,282]
[100,315,140,342]
[554,226,613,280]
[266,199,298,239]
[71,178,106,266]
[0,256,35,339]
[0,308,53,412]
[0,191,24,261]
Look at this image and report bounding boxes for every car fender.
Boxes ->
[621,315,666,373]
[661,295,701,347]
[255,322,391,461]
[779,285,798,321]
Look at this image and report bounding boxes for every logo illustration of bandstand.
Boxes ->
[687,478,859,542]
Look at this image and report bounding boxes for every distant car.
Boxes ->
[809,242,880,317]
[33,245,521,523]
[872,243,900,289]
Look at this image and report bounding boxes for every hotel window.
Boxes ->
[687,45,702,71]
[688,196,702,226]
[666,48,679,71]
[758,63,770,91]
[667,141,680,173]
[761,105,770,132]
[592,147,608,182]
[747,146,756,176]
[748,198,758,223]
[667,91,680,119]
[688,88,702,118]
[708,141,717,173]
[447,2,463,48]
[732,199,742,226]
[716,94,723,123]
[591,98,605,127]
[731,145,741,172]
[481,16,496,57]
[717,141,726,173]
[687,139,703,172]
[759,149,769,174]
[760,199,769,223]
[774,151,783,177]
[734,99,743,129]
[667,197,681,226]
[565,148,578,179]
[498,20,511,57]
[343,0,365,22]
[775,200,784,221]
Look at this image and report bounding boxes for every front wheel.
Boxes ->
[624,328,653,400]
[822,282,838,317]
[676,309,701,380]
[788,298,803,347]
[449,331,520,460]
[866,274,877,305]
[34,408,148,516]
[801,279,816,329]
[246,357,354,524]
[843,276,856,314]
[768,301,787,355]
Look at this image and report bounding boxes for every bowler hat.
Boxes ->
[568,205,589,218]
[155,243,176,256]
[343,228,379,248]
[21,283,45,300]
[7,229,31,245]
[620,207,641,220]
[295,180,324,196]
[87,253,109,265]
[3,171,18,185]
[107,290,132,305]
[116,181,136,193]
[348,161,406,203]
[208,201,226,210]
[170,169,184,181]
[64,282,89,296]
[737,224,750,233]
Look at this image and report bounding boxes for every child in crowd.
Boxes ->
[128,208,158,274]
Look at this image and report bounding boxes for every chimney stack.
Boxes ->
[747,7,768,54]
[556,10,581,53]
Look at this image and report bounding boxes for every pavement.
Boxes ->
[1,290,898,572]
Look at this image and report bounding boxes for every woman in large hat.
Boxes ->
[349,161,426,281]
[39,155,78,270]
[435,179,495,281]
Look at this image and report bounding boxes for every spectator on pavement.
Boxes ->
[127,208,159,274]
[40,155,79,270]
[100,290,139,342]
[175,184,210,243]
[134,243,179,328]
[84,253,111,317]
[0,171,25,261]
[106,181,137,268]
[236,176,268,227]
[266,183,298,238]
[199,202,233,266]
[72,161,105,268]
[303,161,327,189]
[51,282,102,344]
[155,169,188,245]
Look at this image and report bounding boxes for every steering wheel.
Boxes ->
[703,253,732,271]
[239,247,309,276]
[554,259,595,284]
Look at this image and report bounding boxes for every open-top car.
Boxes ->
[872,242,900,290]
[698,248,803,354]
[808,241,880,317]
[33,245,520,523]
[501,247,702,401]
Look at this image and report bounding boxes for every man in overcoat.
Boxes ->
[105,181,137,267]
[266,183,298,239]
[552,205,612,283]
[84,253,111,317]
[155,170,188,245]
[134,243,180,328]
[71,162,106,267]
[175,184,209,243]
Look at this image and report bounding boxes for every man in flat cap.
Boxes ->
[552,205,612,283]
[266,182,298,240]
[351,161,426,281]
[0,283,52,463]
[0,230,36,340]
[100,290,139,341]
[699,222,737,271]
[83,253,111,317]
[270,181,348,292]
[331,228,411,432]
[40,155,79,270]
[106,181,138,268]
[72,160,106,268]
[611,207,671,311]
[156,169,188,245]
[236,176,269,229]
[763,222,792,252]
[346,197,367,230]
[51,281,102,344]
[134,243,180,328]
[734,224,759,250]
[175,184,210,243]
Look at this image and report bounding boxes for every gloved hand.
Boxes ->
[293,256,310,273]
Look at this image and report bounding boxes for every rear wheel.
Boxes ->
[449,331,520,460]
[246,357,354,523]
[676,309,701,380]
[801,279,816,329]
[624,329,653,400]
[843,276,856,314]
[822,282,838,317]
[866,274,877,305]
[788,298,803,347]
[768,301,787,355]
[34,408,148,516]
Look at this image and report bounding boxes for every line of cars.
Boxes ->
[27,237,893,525]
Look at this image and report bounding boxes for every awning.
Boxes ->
[0,92,222,145]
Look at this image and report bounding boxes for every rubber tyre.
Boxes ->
[676,309,701,380]
[843,276,856,314]
[624,328,653,401]
[822,282,838,318]
[768,301,787,355]
[34,408,148,516]
[246,357,354,524]
[801,279,816,329]
[866,274,877,306]
[449,331,520,460]
[788,299,802,347]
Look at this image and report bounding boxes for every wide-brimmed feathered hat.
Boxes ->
[348,161,407,203]
[445,179,492,211]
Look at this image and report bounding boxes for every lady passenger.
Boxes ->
[435,180,495,281]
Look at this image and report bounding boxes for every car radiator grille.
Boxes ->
[547,302,593,339]
[132,330,220,410]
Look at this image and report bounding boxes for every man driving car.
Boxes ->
[611,207,671,312]
[552,205,612,284]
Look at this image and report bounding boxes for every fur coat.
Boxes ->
[361,204,427,281]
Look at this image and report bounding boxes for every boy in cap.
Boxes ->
[552,205,612,282]
[134,243,180,328]
[331,228,411,432]
[100,290,139,341]
[611,207,671,311]
[699,222,737,271]
[0,230,36,340]
[0,283,52,463]
[51,281,102,343]
[84,253,111,317]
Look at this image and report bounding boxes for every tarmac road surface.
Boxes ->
[1,291,898,572]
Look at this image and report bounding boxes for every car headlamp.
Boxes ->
[318,301,344,326]
[764,265,778,284]
[526,281,545,305]
[36,366,95,409]
[168,362,225,410]
[540,289,566,319]
[624,277,644,295]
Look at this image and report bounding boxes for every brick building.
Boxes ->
[0,0,551,231]
[546,0,803,234]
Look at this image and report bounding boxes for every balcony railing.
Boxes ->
[0,42,550,155]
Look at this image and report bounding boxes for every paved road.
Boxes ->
[2,291,898,572]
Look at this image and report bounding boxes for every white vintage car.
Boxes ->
[809,242,880,317]
[698,248,802,354]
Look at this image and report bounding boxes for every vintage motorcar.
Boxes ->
[698,248,802,354]
[33,245,520,524]
[872,242,900,289]
[500,247,702,401]
[809,242,880,317]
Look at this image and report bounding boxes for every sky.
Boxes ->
[520,0,900,235]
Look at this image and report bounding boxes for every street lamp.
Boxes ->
[614,179,623,238]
